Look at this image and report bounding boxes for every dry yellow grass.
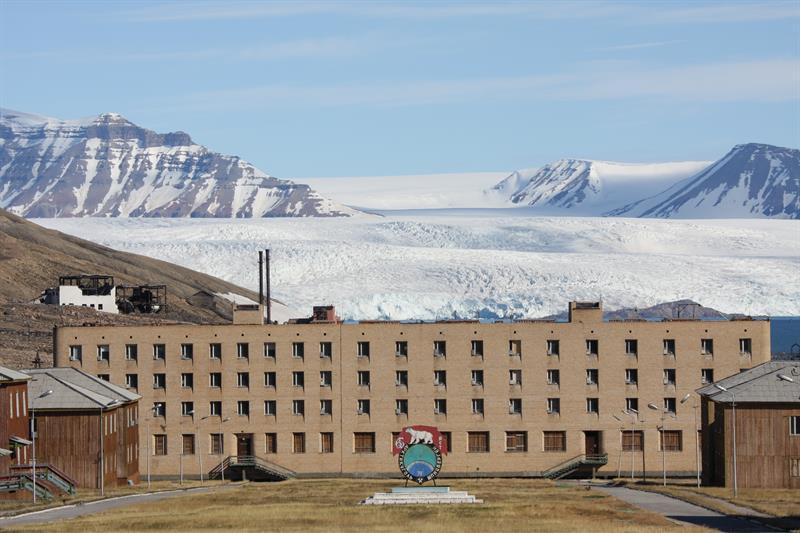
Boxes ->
[7,478,703,532]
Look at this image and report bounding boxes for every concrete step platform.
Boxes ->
[360,486,483,505]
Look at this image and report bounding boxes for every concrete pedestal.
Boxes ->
[360,486,482,505]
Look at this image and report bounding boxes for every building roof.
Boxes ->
[24,367,140,410]
[0,366,31,383]
[697,361,800,404]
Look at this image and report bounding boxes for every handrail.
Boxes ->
[209,455,295,479]
[11,463,78,488]
[542,454,587,476]
[543,453,609,478]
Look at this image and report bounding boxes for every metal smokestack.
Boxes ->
[265,248,272,324]
[258,251,264,306]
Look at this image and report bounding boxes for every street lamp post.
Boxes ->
[648,403,675,487]
[612,415,624,478]
[145,406,157,490]
[681,393,701,488]
[201,415,230,482]
[31,389,53,503]
[622,409,638,480]
[713,383,737,497]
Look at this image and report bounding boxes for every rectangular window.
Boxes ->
[434,370,447,386]
[154,434,167,456]
[471,340,484,357]
[153,373,166,389]
[292,371,305,388]
[209,343,222,359]
[547,398,560,414]
[181,373,194,389]
[626,398,639,413]
[622,430,644,451]
[265,433,277,454]
[237,372,250,388]
[69,345,82,361]
[547,369,560,386]
[354,432,376,453]
[320,341,332,358]
[264,342,276,359]
[543,431,566,452]
[586,339,599,356]
[664,397,677,414]
[433,340,446,358]
[701,368,714,384]
[587,398,599,414]
[125,373,138,390]
[661,430,682,452]
[181,401,194,416]
[395,399,408,415]
[791,416,800,436]
[293,432,306,454]
[441,432,452,453]
[508,340,522,357]
[357,370,370,387]
[292,342,304,359]
[509,369,522,385]
[663,339,676,356]
[472,398,485,415]
[509,398,522,414]
[264,371,276,388]
[97,374,109,381]
[434,399,447,415]
[320,399,333,415]
[546,340,560,356]
[356,341,370,358]
[125,344,138,361]
[586,369,599,385]
[182,434,195,455]
[264,400,276,416]
[395,370,408,387]
[209,401,221,417]
[625,339,638,356]
[180,343,193,360]
[153,344,166,360]
[237,342,249,359]
[211,433,223,455]
[395,341,408,357]
[701,338,714,356]
[320,371,332,387]
[320,432,333,454]
[292,399,304,416]
[663,369,676,386]
[97,345,110,362]
[506,431,527,452]
[237,401,250,416]
[357,399,370,415]
[625,368,638,385]
[739,338,752,355]
[468,431,490,453]
[209,372,222,388]
[471,370,484,386]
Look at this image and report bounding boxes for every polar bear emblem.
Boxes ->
[405,428,433,445]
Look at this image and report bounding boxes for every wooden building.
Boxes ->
[698,361,800,489]
[0,367,32,474]
[25,368,141,488]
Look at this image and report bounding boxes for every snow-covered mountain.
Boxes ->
[0,108,357,218]
[608,143,800,219]
[492,159,711,216]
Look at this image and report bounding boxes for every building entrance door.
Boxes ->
[585,431,601,455]
[237,433,253,457]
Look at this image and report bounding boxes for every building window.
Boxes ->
[506,431,527,452]
[509,398,522,415]
[509,369,522,385]
[434,399,447,415]
[547,340,560,356]
[153,344,166,360]
[586,369,599,385]
[547,398,560,415]
[395,399,408,415]
[622,430,644,451]
[181,373,194,389]
[395,370,408,387]
[264,342,276,359]
[663,369,676,386]
[468,431,490,453]
[472,398,485,415]
[211,433,223,455]
[543,431,566,452]
[701,368,714,384]
[292,371,305,388]
[153,373,166,389]
[430,370,446,388]
[433,340,446,358]
[441,432,452,453]
[153,402,166,418]
[354,432,376,453]
[237,372,250,388]
[209,372,222,388]
[210,401,221,417]
[356,341,370,358]
[663,339,676,356]
[471,370,484,386]
[292,342,304,359]
[739,338,752,355]
[587,398,599,414]
[125,344,138,361]
[209,343,221,359]
[701,338,714,356]
[320,432,333,454]
[357,370,370,387]
[237,401,250,416]
[357,399,370,415]
[265,433,277,454]
[265,371,276,388]
[125,374,138,390]
[509,340,522,357]
[293,432,306,454]
[471,340,483,357]
[180,343,193,360]
[664,397,677,414]
[395,341,408,357]
[292,400,304,416]
[625,368,638,385]
[320,342,332,358]
[586,339,599,356]
[262,400,276,416]
[181,401,194,416]
[547,369,560,386]
[625,339,638,356]
[154,434,167,456]
[320,399,333,416]
[790,416,799,436]
[237,342,249,359]
[660,430,682,452]
[182,434,195,455]
[320,371,332,387]
[97,345,110,362]
[97,374,110,381]
[69,345,82,361]
[626,398,639,413]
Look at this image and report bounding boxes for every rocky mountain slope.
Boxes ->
[0,108,357,218]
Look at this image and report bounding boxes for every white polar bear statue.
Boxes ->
[405,428,434,445]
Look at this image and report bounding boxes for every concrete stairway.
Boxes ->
[361,486,482,505]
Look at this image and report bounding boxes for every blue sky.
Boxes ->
[1,1,798,178]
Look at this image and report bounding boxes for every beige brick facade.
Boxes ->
[53,303,770,479]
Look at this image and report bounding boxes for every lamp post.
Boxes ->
[681,393,701,488]
[612,414,624,478]
[31,389,53,503]
[145,406,157,489]
[648,403,676,487]
[100,399,119,496]
[713,383,736,497]
[201,415,230,482]
[622,408,638,480]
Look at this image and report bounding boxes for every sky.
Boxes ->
[1,0,798,179]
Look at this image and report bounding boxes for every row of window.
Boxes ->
[120,368,717,392]
[7,391,27,420]
[74,337,753,363]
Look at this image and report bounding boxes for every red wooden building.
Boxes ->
[0,367,32,474]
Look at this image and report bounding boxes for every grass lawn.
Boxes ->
[7,478,702,532]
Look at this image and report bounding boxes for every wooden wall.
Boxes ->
[0,381,30,475]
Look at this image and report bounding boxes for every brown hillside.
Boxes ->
[0,209,262,368]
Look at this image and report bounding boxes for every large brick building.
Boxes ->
[53,301,770,480]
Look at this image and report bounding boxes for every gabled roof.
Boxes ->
[697,361,800,403]
[24,367,140,410]
[0,366,31,383]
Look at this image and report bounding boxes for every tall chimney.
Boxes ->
[265,248,272,324]
[258,251,264,306]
